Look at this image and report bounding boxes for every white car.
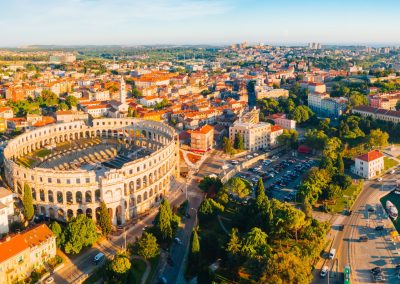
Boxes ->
[320,266,329,277]
[45,277,54,284]
[253,153,259,156]
[377,177,383,182]
[246,155,253,159]
[390,170,396,174]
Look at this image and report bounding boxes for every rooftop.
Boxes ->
[356,150,383,162]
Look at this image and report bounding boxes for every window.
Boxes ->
[67,179,71,184]
[57,179,61,184]
[86,178,90,183]
[76,178,80,184]
[48,178,52,183]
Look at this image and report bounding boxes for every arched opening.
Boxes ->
[95,207,101,221]
[32,188,37,201]
[77,208,83,215]
[40,189,45,202]
[40,206,46,216]
[66,191,73,204]
[116,205,122,225]
[86,208,93,219]
[143,191,148,201]
[76,191,82,204]
[129,181,134,194]
[57,191,63,204]
[17,182,23,195]
[137,195,142,204]
[85,191,92,203]
[48,190,54,203]
[57,208,65,221]
[67,209,74,220]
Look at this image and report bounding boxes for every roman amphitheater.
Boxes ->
[3,118,179,225]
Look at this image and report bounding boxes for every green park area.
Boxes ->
[384,157,399,171]
[331,182,363,213]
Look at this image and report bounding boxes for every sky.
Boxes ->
[1,0,400,46]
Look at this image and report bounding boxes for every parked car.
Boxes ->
[371,267,382,275]
[375,226,384,231]
[359,235,369,242]
[320,266,329,277]
[174,237,182,245]
[45,277,54,284]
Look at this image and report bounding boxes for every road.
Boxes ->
[52,185,187,284]
[314,172,400,284]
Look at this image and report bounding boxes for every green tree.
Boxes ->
[367,128,389,148]
[22,183,34,221]
[290,105,313,123]
[336,153,345,174]
[298,168,331,204]
[40,90,58,106]
[226,228,242,256]
[241,227,270,258]
[98,201,112,236]
[234,133,244,150]
[304,129,328,150]
[50,221,64,247]
[136,232,160,260]
[198,176,223,194]
[226,177,251,199]
[349,92,368,107]
[63,214,98,254]
[110,253,131,274]
[65,95,78,108]
[188,229,201,274]
[57,102,69,111]
[322,137,342,161]
[255,177,268,209]
[154,199,173,241]
[222,137,234,155]
[277,129,298,149]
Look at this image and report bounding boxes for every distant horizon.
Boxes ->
[2,0,400,47]
[1,42,400,49]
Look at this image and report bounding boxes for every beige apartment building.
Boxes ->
[0,224,56,284]
[229,121,273,151]
[190,124,214,152]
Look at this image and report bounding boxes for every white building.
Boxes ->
[267,113,296,130]
[0,188,14,235]
[139,96,163,107]
[353,150,384,179]
[229,121,276,151]
[93,90,110,101]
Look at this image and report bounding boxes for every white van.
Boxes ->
[94,252,105,264]
[329,248,336,259]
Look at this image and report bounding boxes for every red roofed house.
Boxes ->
[189,124,214,152]
[269,125,284,147]
[353,150,384,179]
[0,224,56,283]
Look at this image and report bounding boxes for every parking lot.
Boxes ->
[230,151,318,203]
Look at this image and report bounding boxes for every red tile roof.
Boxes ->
[0,224,54,263]
[271,125,283,132]
[356,150,383,162]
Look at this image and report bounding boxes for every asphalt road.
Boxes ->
[152,179,203,284]
[314,173,400,284]
[52,185,187,284]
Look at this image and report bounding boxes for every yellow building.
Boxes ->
[0,119,7,133]
[0,224,56,284]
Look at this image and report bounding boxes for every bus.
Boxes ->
[344,265,351,284]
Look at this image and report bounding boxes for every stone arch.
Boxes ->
[66,191,73,204]
[86,208,93,219]
[57,208,65,220]
[67,209,74,220]
[116,205,122,225]
[40,189,45,202]
[149,188,153,197]
[57,191,63,204]
[143,191,148,200]
[76,191,82,204]
[32,188,37,201]
[48,190,54,203]
[85,191,92,203]
[137,195,142,204]
[136,179,141,190]
[16,182,23,195]
[77,208,83,215]
[40,206,46,216]
[95,207,101,221]
[129,181,135,194]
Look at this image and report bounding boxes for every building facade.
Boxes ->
[0,224,56,284]
[352,150,384,179]
[352,105,400,123]
[189,124,214,152]
[229,121,274,151]
[0,188,13,235]
[3,118,179,226]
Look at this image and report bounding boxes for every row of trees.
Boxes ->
[194,176,329,283]
[222,133,244,155]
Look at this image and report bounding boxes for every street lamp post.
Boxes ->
[190,207,198,227]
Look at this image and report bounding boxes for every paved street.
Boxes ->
[52,185,187,284]
[314,172,400,284]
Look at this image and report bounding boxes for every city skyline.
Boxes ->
[2,0,400,46]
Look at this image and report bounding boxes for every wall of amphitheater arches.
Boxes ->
[3,118,180,225]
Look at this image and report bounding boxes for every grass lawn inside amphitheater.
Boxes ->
[16,137,154,171]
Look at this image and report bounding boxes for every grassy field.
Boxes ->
[384,157,398,171]
[34,148,52,158]
[331,182,363,213]
[380,191,400,232]
[17,157,36,168]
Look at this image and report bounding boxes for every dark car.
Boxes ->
[371,267,382,275]
[359,235,369,242]
[368,207,375,212]
[375,226,384,231]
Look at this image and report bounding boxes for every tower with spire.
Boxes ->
[120,76,126,104]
